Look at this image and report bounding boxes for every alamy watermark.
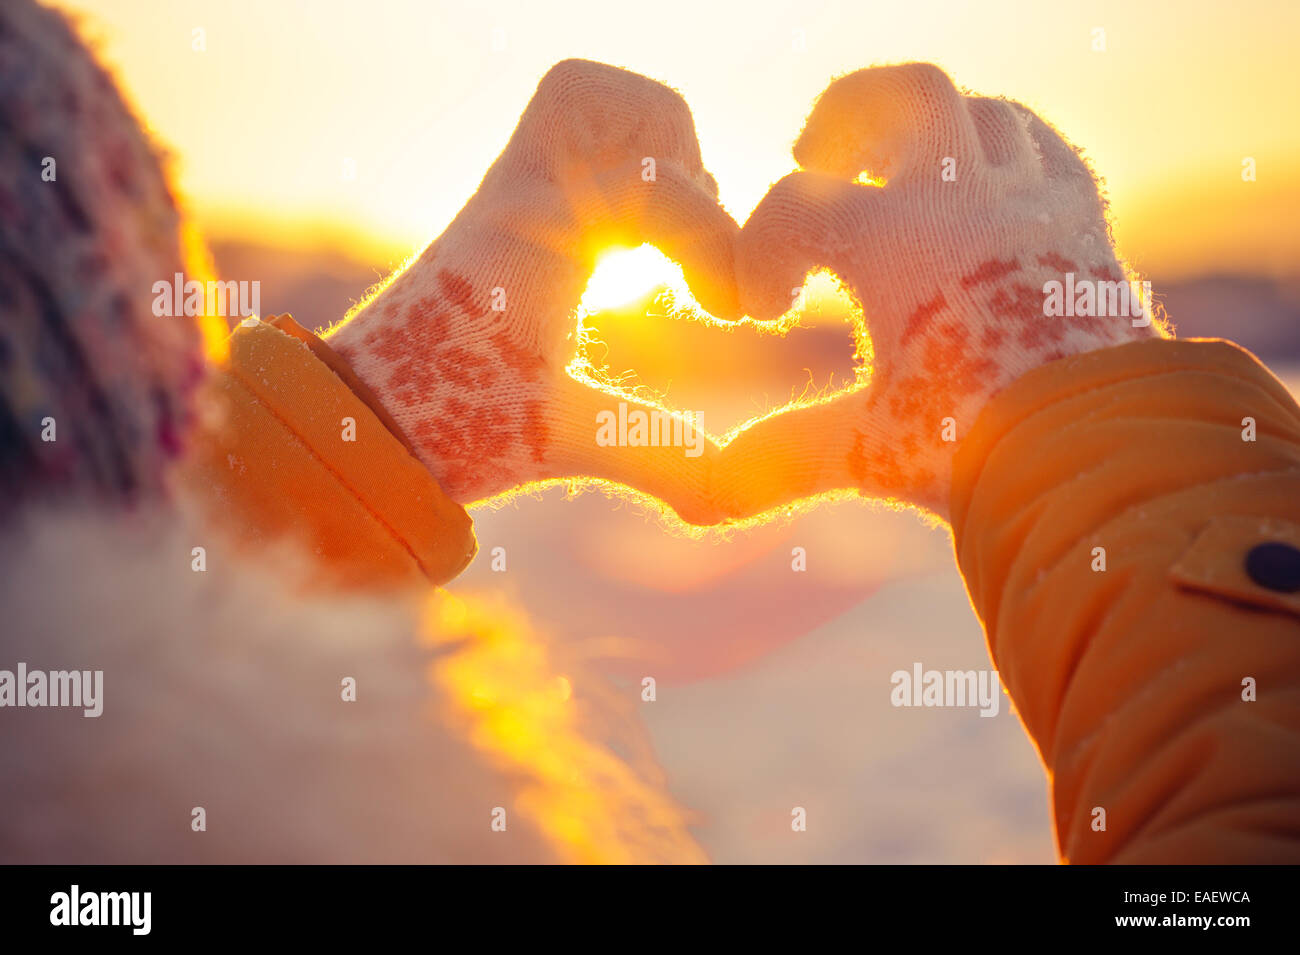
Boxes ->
[596,402,704,458]
[890,662,1004,717]
[1043,272,1151,327]
[0,663,103,717]
[50,885,150,935]
[152,273,260,318]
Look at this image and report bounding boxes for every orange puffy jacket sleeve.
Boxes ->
[183,315,476,590]
[951,337,1300,863]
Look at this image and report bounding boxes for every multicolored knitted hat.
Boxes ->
[0,0,205,508]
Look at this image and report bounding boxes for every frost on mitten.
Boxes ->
[0,0,204,508]
[726,63,1163,520]
[327,60,739,525]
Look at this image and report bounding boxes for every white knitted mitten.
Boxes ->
[724,63,1161,521]
[329,59,739,524]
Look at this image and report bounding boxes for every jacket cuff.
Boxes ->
[187,315,476,589]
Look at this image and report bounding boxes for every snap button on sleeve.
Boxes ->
[1169,515,1300,618]
[1245,542,1300,594]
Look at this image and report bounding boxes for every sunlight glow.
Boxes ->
[579,245,686,314]
[424,591,707,864]
[488,260,885,537]
[58,0,1300,280]
[853,171,887,188]
[181,220,231,364]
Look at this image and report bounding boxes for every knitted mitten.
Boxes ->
[328,59,739,524]
[723,63,1162,521]
[0,0,203,508]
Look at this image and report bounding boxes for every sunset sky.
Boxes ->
[53,0,1300,280]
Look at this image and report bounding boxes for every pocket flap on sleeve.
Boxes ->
[1170,515,1300,618]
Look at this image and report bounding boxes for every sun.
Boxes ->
[579,244,686,313]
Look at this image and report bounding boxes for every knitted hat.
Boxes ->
[0,0,204,510]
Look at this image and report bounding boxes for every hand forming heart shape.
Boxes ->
[326,59,1161,527]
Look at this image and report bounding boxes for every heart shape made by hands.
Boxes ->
[330,59,1152,528]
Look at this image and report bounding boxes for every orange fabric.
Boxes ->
[183,316,476,590]
[951,337,1300,863]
